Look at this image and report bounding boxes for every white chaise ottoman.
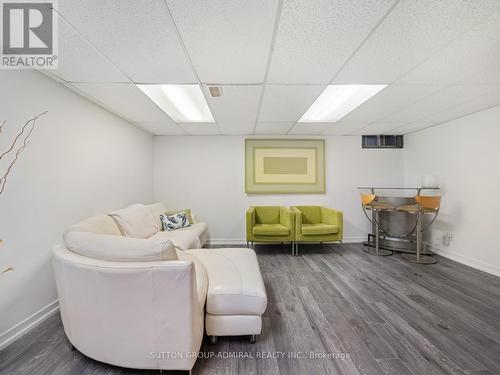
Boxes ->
[186,248,268,343]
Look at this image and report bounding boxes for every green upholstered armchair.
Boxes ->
[291,206,343,256]
[246,206,295,255]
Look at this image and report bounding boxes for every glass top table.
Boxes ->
[357,186,440,194]
[357,186,441,254]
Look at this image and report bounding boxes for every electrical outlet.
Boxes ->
[443,232,453,246]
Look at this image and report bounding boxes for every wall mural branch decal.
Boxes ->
[0,111,47,276]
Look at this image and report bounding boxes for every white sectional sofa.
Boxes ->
[52,203,267,373]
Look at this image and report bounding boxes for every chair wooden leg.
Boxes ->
[249,335,256,343]
[210,336,217,344]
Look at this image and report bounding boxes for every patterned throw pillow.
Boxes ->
[165,209,194,224]
[160,212,191,231]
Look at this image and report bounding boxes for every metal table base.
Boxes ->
[363,234,434,255]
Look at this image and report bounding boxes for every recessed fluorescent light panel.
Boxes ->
[137,84,215,122]
[299,84,387,123]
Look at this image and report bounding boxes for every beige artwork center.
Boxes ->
[254,148,317,184]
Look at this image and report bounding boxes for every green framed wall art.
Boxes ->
[245,139,325,194]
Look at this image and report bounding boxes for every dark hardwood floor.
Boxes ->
[1,243,500,374]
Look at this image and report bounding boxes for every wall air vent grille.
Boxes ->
[362,135,403,149]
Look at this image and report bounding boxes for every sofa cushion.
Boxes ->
[187,248,267,316]
[145,202,166,230]
[151,230,201,250]
[71,214,122,236]
[176,250,208,309]
[176,222,208,239]
[108,204,159,239]
[254,206,280,224]
[161,212,191,231]
[301,223,339,236]
[63,229,177,261]
[296,206,322,224]
[252,223,289,236]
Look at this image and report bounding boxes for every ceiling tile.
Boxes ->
[57,0,197,83]
[341,84,442,122]
[166,0,279,83]
[399,11,500,84]
[181,123,220,135]
[322,122,368,135]
[72,83,170,122]
[419,87,500,124]
[204,85,262,122]
[334,0,500,84]
[267,0,396,84]
[254,122,294,135]
[381,85,500,123]
[386,122,433,135]
[258,85,325,122]
[217,123,255,135]
[45,17,128,83]
[133,121,187,135]
[361,122,405,134]
[288,123,330,135]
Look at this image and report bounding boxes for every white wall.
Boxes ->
[404,105,500,276]
[0,70,153,346]
[153,135,404,243]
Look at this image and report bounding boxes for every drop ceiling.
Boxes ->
[42,0,500,136]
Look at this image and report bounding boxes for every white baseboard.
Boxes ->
[0,300,59,350]
[428,245,500,277]
[208,238,247,245]
[343,236,367,243]
[208,236,365,246]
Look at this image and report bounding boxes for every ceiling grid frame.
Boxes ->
[162,0,222,135]
[39,1,500,136]
[252,0,286,135]
[286,0,402,134]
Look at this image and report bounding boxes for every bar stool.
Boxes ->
[361,193,394,256]
[398,196,441,264]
